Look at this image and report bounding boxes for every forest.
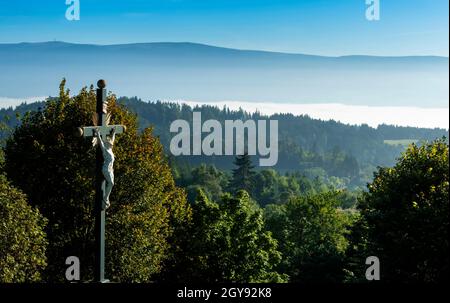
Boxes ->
[0,82,448,283]
[2,96,448,189]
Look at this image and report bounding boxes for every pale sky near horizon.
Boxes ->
[0,0,448,56]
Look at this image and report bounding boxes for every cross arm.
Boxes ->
[77,125,126,139]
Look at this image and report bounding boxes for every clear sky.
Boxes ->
[0,0,448,56]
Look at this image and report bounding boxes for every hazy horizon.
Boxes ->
[1,42,447,109]
[1,96,448,130]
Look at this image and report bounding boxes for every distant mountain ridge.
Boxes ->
[2,41,447,59]
[0,41,448,107]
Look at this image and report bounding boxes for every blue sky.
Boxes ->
[0,0,448,56]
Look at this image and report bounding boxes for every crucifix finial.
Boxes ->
[97,79,107,89]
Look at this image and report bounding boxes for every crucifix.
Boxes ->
[77,79,126,282]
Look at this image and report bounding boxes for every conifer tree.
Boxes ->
[230,153,256,194]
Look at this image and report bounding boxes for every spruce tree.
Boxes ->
[230,153,256,194]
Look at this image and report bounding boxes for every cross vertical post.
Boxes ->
[77,79,125,282]
[95,79,108,283]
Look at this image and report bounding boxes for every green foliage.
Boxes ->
[335,190,361,209]
[176,163,230,203]
[2,93,448,284]
[355,139,449,282]
[0,101,45,143]
[174,160,336,208]
[265,192,354,282]
[230,153,256,193]
[0,174,48,282]
[252,170,323,207]
[111,98,446,186]
[177,190,287,282]
[3,80,191,282]
[3,98,448,188]
[0,147,3,172]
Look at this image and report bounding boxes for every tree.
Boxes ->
[356,139,449,282]
[253,169,281,206]
[3,80,191,282]
[265,192,354,282]
[183,164,229,203]
[230,153,256,194]
[177,190,286,282]
[0,173,48,282]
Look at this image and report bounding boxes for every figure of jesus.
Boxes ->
[94,128,115,208]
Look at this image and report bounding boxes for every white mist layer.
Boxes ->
[2,97,448,129]
[0,96,48,108]
[173,101,449,129]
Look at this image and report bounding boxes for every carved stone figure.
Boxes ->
[94,128,115,208]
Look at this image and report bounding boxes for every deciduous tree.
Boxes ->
[4,80,191,282]
[356,139,449,282]
[0,172,48,282]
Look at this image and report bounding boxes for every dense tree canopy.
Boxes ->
[176,190,286,282]
[265,192,354,282]
[176,163,230,203]
[3,80,191,282]
[357,139,449,282]
[1,87,448,283]
[0,171,48,283]
[173,160,339,208]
